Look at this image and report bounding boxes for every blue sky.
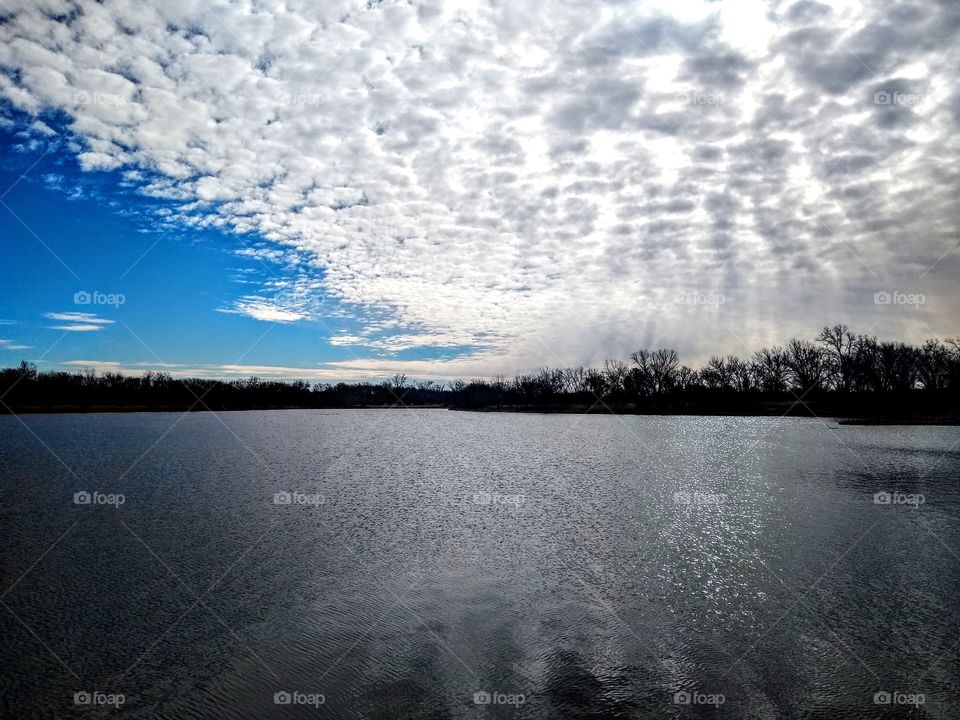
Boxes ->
[0,120,359,377]
[0,109,480,380]
[0,0,958,381]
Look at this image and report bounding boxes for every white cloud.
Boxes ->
[60,360,126,372]
[58,359,413,382]
[219,300,305,323]
[0,339,32,350]
[28,119,55,136]
[49,324,111,332]
[328,334,367,346]
[44,311,115,331]
[44,312,113,324]
[2,0,958,370]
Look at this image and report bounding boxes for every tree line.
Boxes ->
[472,326,960,400]
[1,325,958,418]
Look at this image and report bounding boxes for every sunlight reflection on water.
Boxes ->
[1,411,958,718]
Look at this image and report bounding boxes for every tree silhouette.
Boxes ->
[2,324,958,420]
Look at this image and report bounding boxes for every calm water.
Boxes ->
[1,410,958,719]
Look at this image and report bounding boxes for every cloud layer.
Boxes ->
[2,0,959,372]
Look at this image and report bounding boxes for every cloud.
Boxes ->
[0,339,32,351]
[45,311,115,332]
[219,300,305,323]
[48,325,111,332]
[1,0,958,369]
[57,359,445,382]
[328,334,367,347]
[60,360,127,372]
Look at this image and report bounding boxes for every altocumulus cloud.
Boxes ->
[2,0,959,371]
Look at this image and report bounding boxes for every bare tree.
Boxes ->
[649,349,680,394]
[783,339,829,391]
[629,349,654,396]
[916,339,951,391]
[700,355,733,390]
[817,324,857,391]
[751,346,790,392]
[728,356,753,392]
[492,374,507,409]
[564,366,589,394]
[585,368,609,397]
[675,365,697,391]
[602,359,628,394]
[876,342,918,391]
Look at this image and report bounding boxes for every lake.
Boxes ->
[1,410,958,718]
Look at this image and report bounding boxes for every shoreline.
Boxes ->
[2,403,957,425]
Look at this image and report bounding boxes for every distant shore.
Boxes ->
[0,403,449,414]
[3,401,957,425]
[836,418,960,426]
[3,323,958,425]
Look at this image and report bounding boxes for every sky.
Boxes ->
[0,0,958,382]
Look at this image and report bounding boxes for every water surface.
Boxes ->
[1,411,958,718]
